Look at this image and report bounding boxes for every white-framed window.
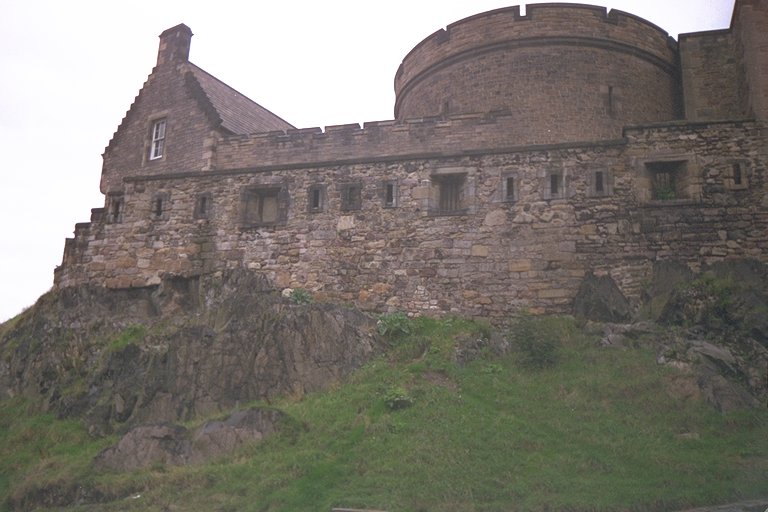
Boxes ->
[150,118,166,160]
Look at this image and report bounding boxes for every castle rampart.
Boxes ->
[55,119,768,319]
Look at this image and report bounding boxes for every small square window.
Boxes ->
[242,186,287,227]
[431,174,466,214]
[340,183,362,211]
[646,161,686,200]
[150,118,166,160]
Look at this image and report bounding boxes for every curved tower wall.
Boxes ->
[394,4,682,145]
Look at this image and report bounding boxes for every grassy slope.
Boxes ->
[1,316,767,511]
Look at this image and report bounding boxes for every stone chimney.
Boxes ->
[157,24,193,67]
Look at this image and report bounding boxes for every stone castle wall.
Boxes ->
[55,120,768,319]
[53,2,768,320]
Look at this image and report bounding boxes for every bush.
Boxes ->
[510,313,560,369]
[289,288,313,305]
[377,312,412,339]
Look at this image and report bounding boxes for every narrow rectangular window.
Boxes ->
[109,197,123,224]
[154,198,163,218]
[607,86,615,116]
[150,118,166,160]
[308,185,324,212]
[732,163,742,186]
[505,176,515,201]
[550,174,560,196]
[385,182,396,207]
[595,171,604,193]
[194,193,212,219]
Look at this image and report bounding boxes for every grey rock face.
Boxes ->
[0,270,382,434]
[94,407,287,471]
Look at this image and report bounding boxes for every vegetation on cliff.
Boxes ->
[1,310,767,511]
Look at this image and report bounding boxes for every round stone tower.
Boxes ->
[394,4,682,145]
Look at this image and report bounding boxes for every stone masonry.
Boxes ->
[55,2,768,320]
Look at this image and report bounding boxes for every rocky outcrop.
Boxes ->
[573,272,632,323]
[600,259,768,413]
[0,270,382,435]
[94,407,287,471]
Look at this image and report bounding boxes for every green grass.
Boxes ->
[1,315,767,511]
[105,325,147,353]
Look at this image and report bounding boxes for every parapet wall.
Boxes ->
[211,111,623,172]
[393,3,681,145]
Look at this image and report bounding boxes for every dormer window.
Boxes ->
[150,118,166,160]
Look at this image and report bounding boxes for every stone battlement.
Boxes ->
[393,4,683,144]
[396,3,677,96]
[210,110,626,173]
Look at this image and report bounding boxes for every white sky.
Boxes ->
[0,0,735,322]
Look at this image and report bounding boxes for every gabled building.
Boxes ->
[55,2,768,319]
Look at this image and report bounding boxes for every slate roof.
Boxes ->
[188,64,295,134]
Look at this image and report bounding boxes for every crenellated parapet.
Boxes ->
[211,110,626,172]
[394,3,681,144]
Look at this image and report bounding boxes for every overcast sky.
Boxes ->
[0,0,735,322]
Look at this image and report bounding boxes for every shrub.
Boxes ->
[289,288,313,305]
[376,312,412,339]
[510,313,560,369]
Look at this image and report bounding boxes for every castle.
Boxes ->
[54,1,768,319]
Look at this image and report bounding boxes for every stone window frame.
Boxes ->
[307,184,327,213]
[151,192,171,221]
[588,169,613,197]
[339,182,363,211]
[383,180,398,208]
[241,184,288,228]
[149,117,167,161]
[636,155,701,204]
[106,193,124,224]
[502,172,519,202]
[725,160,749,190]
[542,170,568,200]
[193,193,213,220]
